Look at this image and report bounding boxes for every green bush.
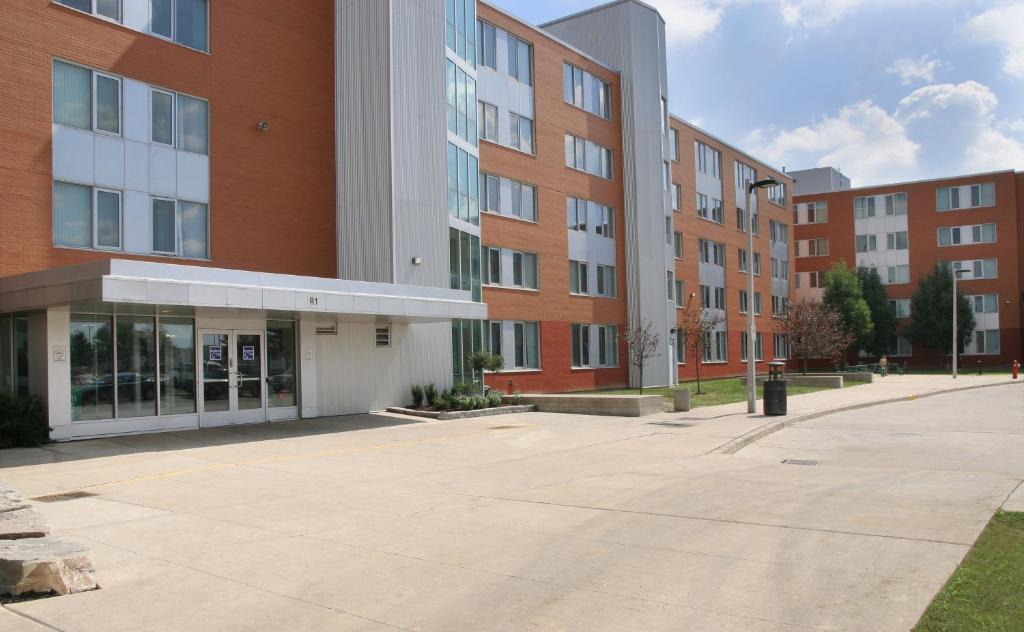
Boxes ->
[411,385,424,408]
[424,384,439,407]
[486,391,503,408]
[452,382,476,397]
[0,393,49,450]
[454,395,473,411]
[509,391,524,406]
[470,396,487,410]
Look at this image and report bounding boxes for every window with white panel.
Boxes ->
[937,224,996,246]
[56,0,208,52]
[480,172,536,221]
[937,183,994,211]
[565,134,613,179]
[507,35,532,85]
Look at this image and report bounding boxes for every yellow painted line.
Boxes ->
[75,422,539,493]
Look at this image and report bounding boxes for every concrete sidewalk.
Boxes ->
[0,377,1020,631]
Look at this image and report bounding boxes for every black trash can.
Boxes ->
[763,361,788,416]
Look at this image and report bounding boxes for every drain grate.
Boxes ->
[31,490,97,503]
[782,459,820,466]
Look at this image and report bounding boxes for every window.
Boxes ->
[567,197,587,232]
[771,295,790,316]
[695,141,721,178]
[562,63,610,119]
[507,35,532,84]
[476,20,495,69]
[597,325,618,367]
[449,228,481,301]
[741,332,764,362]
[487,321,502,357]
[58,0,121,21]
[483,246,501,285]
[674,280,685,307]
[771,257,780,279]
[53,61,122,135]
[571,324,590,368]
[596,265,615,297]
[151,89,174,145]
[767,182,787,207]
[769,220,789,244]
[739,290,748,313]
[969,294,999,314]
[151,198,176,254]
[952,258,998,280]
[804,201,828,224]
[855,234,877,253]
[738,249,748,273]
[937,183,995,211]
[972,330,1000,355]
[735,160,757,191]
[445,0,476,63]
[736,207,747,232]
[565,134,613,179]
[703,331,728,362]
[447,61,477,145]
[447,143,479,225]
[510,113,534,154]
[513,322,540,369]
[511,251,538,289]
[176,93,209,154]
[53,181,125,250]
[569,260,588,294]
[753,253,762,276]
[150,197,208,259]
[478,101,498,142]
[773,333,789,359]
[886,265,910,285]
[699,240,725,266]
[886,231,909,250]
[938,224,996,246]
[670,128,679,161]
[145,0,209,51]
[888,334,913,357]
[672,184,682,211]
[696,194,723,223]
[482,175,536,221]
[673,232,683,259]
[374,325,391,348]
[884,193,907,216]
[854,196,876,219]
[888,299,911,319]
[595,204,614,238]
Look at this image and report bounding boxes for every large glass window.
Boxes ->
[179,200,208,258]
[158,317,196,415]
[116,316,157,418]
[53,60,92,130]
[151,89,174,145]
[53,181,93,248]
[70,315,115,421]
[174,0,208,51]
[177,94,209,154]
[96,189,121,249]
[266,320,296,408]
[151,0,173,38]
[445,0,476,65]
[449,228,481,302]
[152,199,177,254]
[507,35,532,85]
[94,73,121,135]
[447,143,479,225]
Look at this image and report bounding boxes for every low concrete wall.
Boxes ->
[740,375,844,388]
[509,394,664,417]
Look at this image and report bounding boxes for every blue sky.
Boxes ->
[495,0,1024,185]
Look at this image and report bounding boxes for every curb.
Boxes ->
[711,380,1023,456]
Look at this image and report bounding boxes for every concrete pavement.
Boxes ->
[0,376,1021,631]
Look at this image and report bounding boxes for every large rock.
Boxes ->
[0,509,48,540]
[0,537,98,597]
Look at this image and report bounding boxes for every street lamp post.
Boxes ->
[746,177,781,413]
[952,266,966,379]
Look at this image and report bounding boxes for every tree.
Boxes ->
[676,295,724,394]
[908,263,975,356]
[856,267,896,357]
[623,319,661,394]
[469,351,505,395]
[774,299,854,374]
[822,259,873,360]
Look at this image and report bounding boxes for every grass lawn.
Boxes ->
[914,511,1024,631]
[588,376,847,409]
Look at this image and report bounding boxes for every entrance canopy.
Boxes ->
[0,259,487,323]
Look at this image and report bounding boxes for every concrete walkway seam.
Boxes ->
[711,380,1023,456]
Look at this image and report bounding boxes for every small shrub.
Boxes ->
[411,385,424,408]
[454,395,473,411]
[486,391,503,408]
[470,396,487,410]
[452,382,476,397]
[424,384,439,407]
[0,393,49,450]
[509,391,524,406]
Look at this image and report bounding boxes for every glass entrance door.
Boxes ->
[198,330,266,427]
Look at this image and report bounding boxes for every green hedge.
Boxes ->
[0,393,50,449]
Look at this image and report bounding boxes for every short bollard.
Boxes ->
[763,361,787,416]
[977,360,983,376]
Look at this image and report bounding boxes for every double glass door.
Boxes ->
[199,330,265,426]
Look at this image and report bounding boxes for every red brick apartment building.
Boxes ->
[792,167,1024,368]
[0,0,862,444]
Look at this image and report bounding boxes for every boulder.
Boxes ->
[0,537,98,597]
[0,509,48,540]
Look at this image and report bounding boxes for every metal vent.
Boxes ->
[315,324,337,336]
[31,491,97,503]
[782,459,820,466]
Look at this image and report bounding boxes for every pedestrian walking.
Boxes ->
[879,355,888,377]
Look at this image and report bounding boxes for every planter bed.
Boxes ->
[386,405,536,420]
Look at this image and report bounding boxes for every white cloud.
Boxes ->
[965,3,1024,78]
[748,81,1024,184]
[645,0,727,46]
[746,101,919,183]
[886,55,946,85]
[779,0,872,29]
